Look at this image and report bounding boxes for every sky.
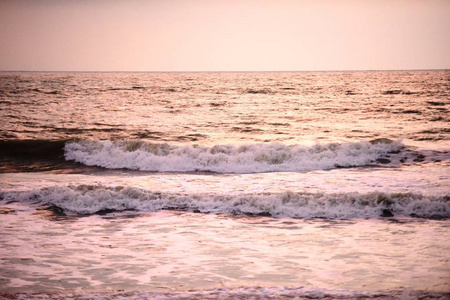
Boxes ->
[0,0,449,72]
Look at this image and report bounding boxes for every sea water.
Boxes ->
[0,71,449,299]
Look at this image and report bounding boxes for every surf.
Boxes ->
[63,139,405,173]
[2,184,448,219]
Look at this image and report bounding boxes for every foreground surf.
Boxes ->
[2,184,448,219]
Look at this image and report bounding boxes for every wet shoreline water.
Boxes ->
[1,207,449,298]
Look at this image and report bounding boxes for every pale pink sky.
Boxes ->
[0,0,449,71]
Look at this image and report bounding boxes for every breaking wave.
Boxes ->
[1,184,448,219]
[64,139,404,173]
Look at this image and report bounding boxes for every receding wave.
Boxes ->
[64,139,404,173]
[1,185,448,219]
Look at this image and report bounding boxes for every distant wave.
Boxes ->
[64,139,404,173]
[2,184,448,219]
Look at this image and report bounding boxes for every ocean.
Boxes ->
[0,71,449,299]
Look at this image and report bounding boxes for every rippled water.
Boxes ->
[0,71,449,299]
[1,71,449,143]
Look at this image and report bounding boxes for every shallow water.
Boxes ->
[1,207,449,294]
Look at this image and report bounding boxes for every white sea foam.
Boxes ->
[2,184,448,219]
[64,139,403,173]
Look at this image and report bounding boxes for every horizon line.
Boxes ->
[0,68,449,73]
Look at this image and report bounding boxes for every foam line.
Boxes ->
[2,185,448,219]
[64,139,404,173]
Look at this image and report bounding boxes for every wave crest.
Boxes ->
[64,139,403,173]
[2,185,448,219]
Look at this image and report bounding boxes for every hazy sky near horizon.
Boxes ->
[0,0,449,72]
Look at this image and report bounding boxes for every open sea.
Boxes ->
[0,71,449,299]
